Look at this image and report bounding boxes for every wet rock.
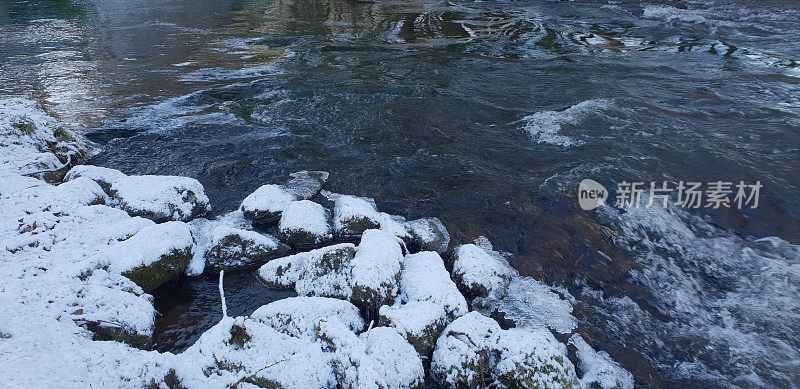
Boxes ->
[405,217,450,253]
[431,312,579,388]
[451,244,518,299]
[277,200,332,249]
[101,221,194,293]
[204,226,289,270]
[239,184,296,224]
[569,334,634,389]
[350,229,404,319]
[63,165,126,193]
[284,170,329,199]
[333,195,381,237]
[109,175,210,223]
[258,243,356,299]
[379,300,448,357]
[251,296,364,338]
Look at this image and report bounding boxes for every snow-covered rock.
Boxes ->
[569,334,634,389]
[259,243,357,299]
[380,300,448,357]
[451,244,518,299]
[240,184,297,224]
[431,312,578,388]
[350,229,404,317]
[251,297,364,338]
[204,226,289,270]
[333,195,381,237]
[63,165,126,192]
[177,316,336,388]
[97,221,194,292]
[278,200,332,249]
[404,217,450,253]
[400,251,468,319]
[284,170,329,199]
[109,175,210,222]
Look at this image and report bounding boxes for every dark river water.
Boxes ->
[2,0,800,387]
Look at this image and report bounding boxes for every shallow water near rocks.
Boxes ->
[2,0,799,386]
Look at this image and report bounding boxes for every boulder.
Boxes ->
[101,221,194,292]
[451,244,518,299]
[239,184,296,224]
[284,170,329,199]
[204,226,289,270]
[431,312,502,388]
[350,229,404,319]
[277,200,333,249]
[251,296,364,338]
[404,217,450,253]
[379,301,448,357]
[63,165,126,192]
[258,243,356,299]
[569,334,634,389]
[400,251,468,320]
[333,195,381,237]
[109,175,210,222]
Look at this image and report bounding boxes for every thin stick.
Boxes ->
[219,270,228,318]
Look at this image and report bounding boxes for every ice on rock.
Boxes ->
[569,334,634,389]
[98,221,194,292]
[350,229,404,316]
[176,316,336,388]
[63,165,126,192]
[404,217,450,254]
[400,251,468,319]
[452,244,518,299]
[109,175,210,222]
[251,296,364,338]
[278,200,332,249]
[258,243,356,299]
[240,184,297,223]
[431,312,579,388]
[284,170,329,199]
[333,195,381,237]
[379,300,448,356]
[203,226,289,270]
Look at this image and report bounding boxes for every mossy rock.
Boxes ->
[337,216,380,237]
[495,355,577,389]
[278,228,330,251]
[147,369,186,389]
[206,233,289,270]
[85,321,153,350]
[11,117,36,134]
[122,247,192,293]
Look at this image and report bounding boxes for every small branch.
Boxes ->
[219,270,228,318]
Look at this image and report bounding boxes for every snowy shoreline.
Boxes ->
[0,97,632,388]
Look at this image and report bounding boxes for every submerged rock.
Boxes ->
[109,175,210,223]
[569,334,634,389]
[350,229,404,318]
[240,184,297,224]
[251,296,364,338]
[333,195,381,237]
[277,200,333,249]
[100,221,194,292]
[451,244,518,299]
[284,170,329,199]
[63,165,126,193]
[204,226,289,270]
[404,217,450,254]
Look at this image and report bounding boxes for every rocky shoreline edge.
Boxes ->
[0,97,633,388]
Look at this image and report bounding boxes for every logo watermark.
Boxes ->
[578,180,762,210]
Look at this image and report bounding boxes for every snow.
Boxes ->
[493,327,579,387]
[251,296,364,338]
[350,229,404,307]
[569,334,634,389]
[359,327,425,388]
[110,175,210,222]
[202,225,286,270]
[258,243,356,299]
[278,200,332,246]
[239,184,297,222]
[451,244,518,298]
[284,170,329,199]
[98,221,194,275]
[333,195,380,235]
[431,311,502,387]
[63,165,126,191]
[520,99,613,147]
[379,300,447,355]
[186,210,252,275]
[404,217,450,253]
[399,251,468,319]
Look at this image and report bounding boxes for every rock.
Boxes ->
[63,165,126,192]
[277,200,332,249]
[451,244,518,299]
[109,175,210,223]
[404,217,450,253]
[240,184,297,224]
[315,318,424,389]
[177,316,336,388]
[251,296,364,338]
[284,170,329,199]
[569,334,634,389]
[258,243,357,299]
[350,229,404,319]
[101,221,194,292]
[379,301,448,357]
[431,312,579,388]
[204,226,289,270]
[333,195,381,237]
[399,251,468,320]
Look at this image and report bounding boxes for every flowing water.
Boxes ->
[2,0,799,387]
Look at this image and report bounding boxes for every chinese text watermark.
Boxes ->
[578,179,762,211]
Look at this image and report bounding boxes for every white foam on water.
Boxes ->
[520,99,614,147]
[590,203,800,386]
